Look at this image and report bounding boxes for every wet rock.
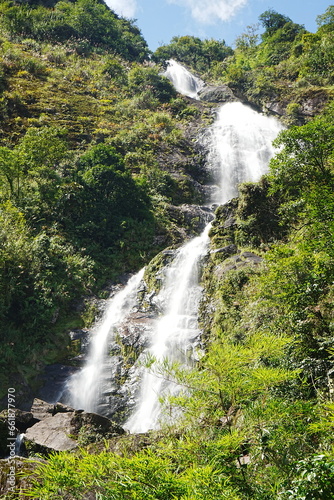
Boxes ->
[118,312,155,349]
[210,244,238,257]
[166,204,214,234]
[198,85,236,103]
[36,364,77,403]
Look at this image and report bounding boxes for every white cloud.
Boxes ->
[167,0,248,24]
[104,0,137,18]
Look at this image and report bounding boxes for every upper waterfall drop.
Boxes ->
[163,59,205,99]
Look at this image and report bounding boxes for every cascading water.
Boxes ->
[206,102,284,203]
[66,61,283,432]
[124,101,283,433]
[125,225,211,432]
[67,269,144,413]
[163,59,205,99]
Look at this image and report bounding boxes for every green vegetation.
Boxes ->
[0,0,150,61]
[0,0,206,400]
[17,102,334,498]
[153,35,233,77]
[156,6,334,121]
[0,1,334,499]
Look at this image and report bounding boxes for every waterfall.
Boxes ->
[163,59,205,99]
[15,433,25,456]
[125,225,211,432]
[66,65,283,430]
[206,102,284,203]
[125,102,283,433]
[67,269,144,413]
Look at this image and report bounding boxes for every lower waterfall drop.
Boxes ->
[125,225,211,433]
[67,269,145,413]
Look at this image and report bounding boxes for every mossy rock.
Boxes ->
[143,248,177,295]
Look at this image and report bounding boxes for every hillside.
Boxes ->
[154,8,334,123]
[0,0,214,404]
[0,2,334,499]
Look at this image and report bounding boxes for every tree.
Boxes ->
[269,115,334,199]
[259,9,292,39]
[153,36,232,74]
[0,147,20,198]
[235,24,259,52]
[317,5,334,32]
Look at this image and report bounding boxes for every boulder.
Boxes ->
[25,412,78,452]
[30,398,54,421]
[25,409,125,453]
[30,398,75,422]
[198,85,236,103]
[0,408,36,431]
[240,251,263,265]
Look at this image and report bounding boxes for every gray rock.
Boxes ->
[30,398,75,422]
[224,217,236,228]
[0,408,36,432]
[69,329,88,341]
[198,85,236,103]
[211,244,238,256]
[25,409,125,452]
[25,413,78,452]
[36,364,77,403]
[264,101,285,116]
[30,398,54,421]
[240,251,263,264]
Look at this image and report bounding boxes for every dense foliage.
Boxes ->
[155,7,334,122]
[1,2,334,499]
[0,0,206,400]
[153,35,233,76]
[0,0,150,61]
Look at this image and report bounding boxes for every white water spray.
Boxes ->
[206,102,284,203]
[163,59,205,99]
[125,225,211,432]
[67,269,144,413]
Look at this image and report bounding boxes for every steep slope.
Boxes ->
[154,7,334,124]
[1,3,334,500]
[0,0,213,405]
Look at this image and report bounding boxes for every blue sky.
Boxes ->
[105,0,332,51]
